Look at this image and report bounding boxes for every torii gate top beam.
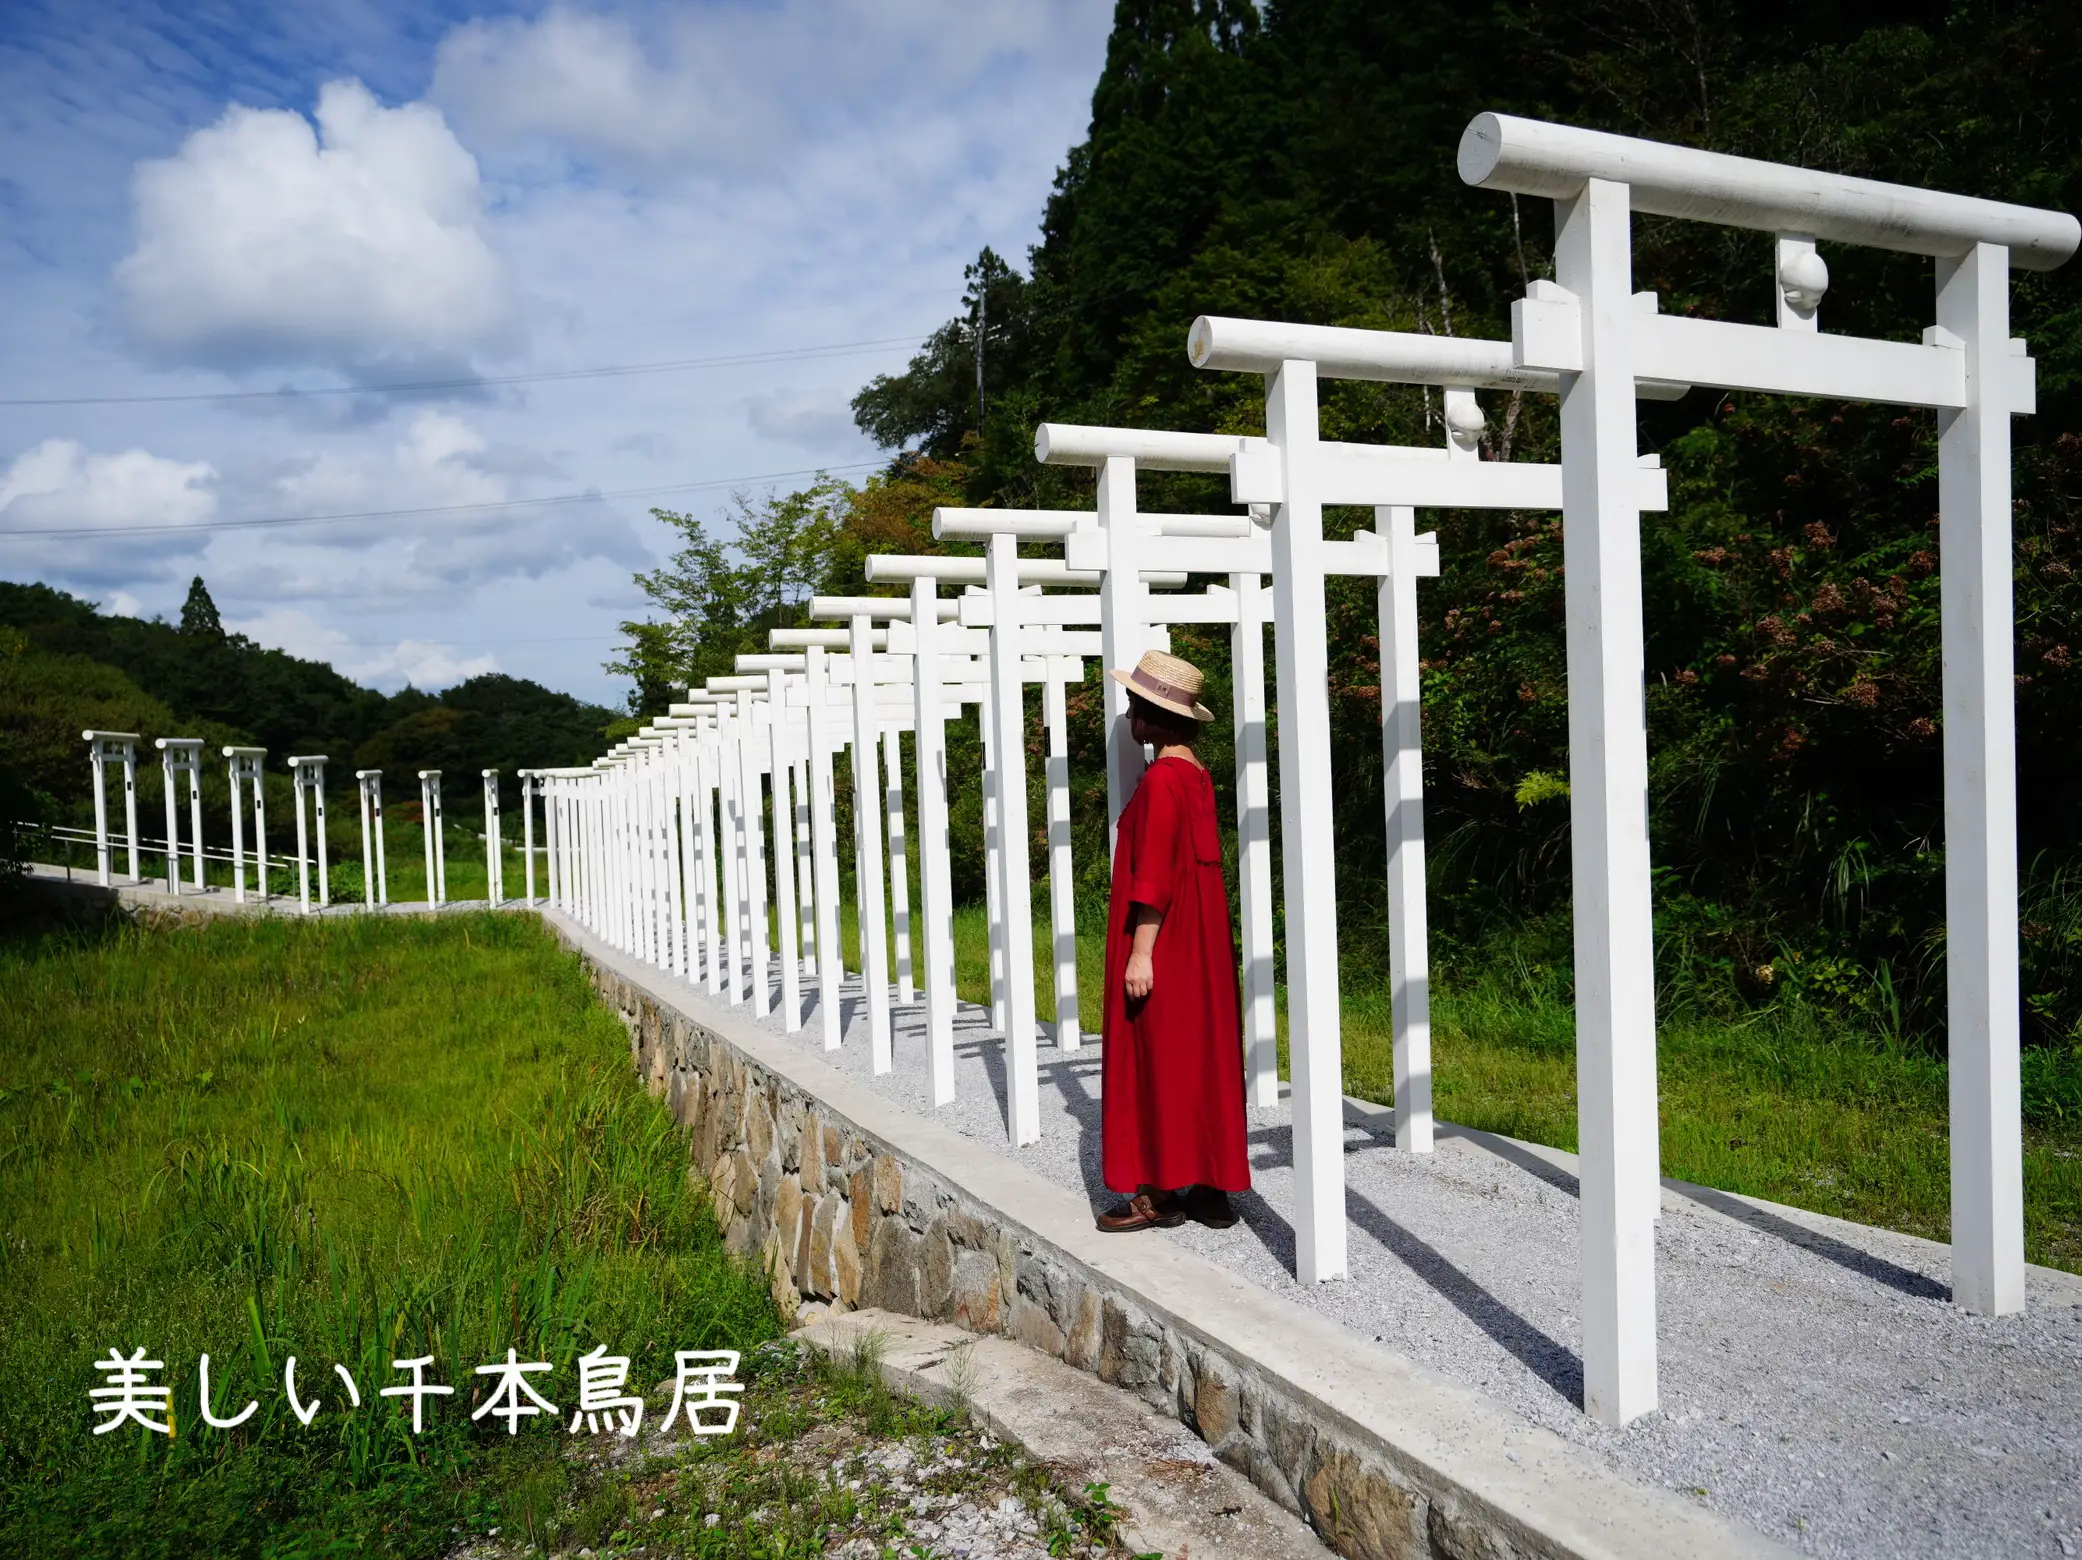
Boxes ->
[1033,425,1245,472]
[864,555,1104,587]
[1460,112,2080,269]
[1188,318,1694,400]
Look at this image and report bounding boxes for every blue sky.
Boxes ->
[0,0,1113,702]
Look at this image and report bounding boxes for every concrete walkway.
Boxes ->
[731,963,2082,1560]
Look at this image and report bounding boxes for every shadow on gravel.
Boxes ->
[1044,1052,1114,1213]
[1436,1122,1953,1303]
[1669,1181,1952,1302]
[1343,1187,1586,1405]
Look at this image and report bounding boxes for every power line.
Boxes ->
[0,460,886,540]
[0,335,930,409]
[314,631,628,648]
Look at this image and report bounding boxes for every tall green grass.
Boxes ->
[1332,945,2082,1273]
[0,914,776,1558]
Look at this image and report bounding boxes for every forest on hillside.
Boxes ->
[1,577,618,843]
[613,0,2082,1059]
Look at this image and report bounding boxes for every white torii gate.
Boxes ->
[225,746,267,904]
[936,468,1287,1107]
[83,730,140,886]
[804,588,1094,1112]
[287,755,329,913]
[854,560,1107,1066]
[357,769,388,908]
[1176,317,1671,1302]
[1026,426,1464,1116]
[155,737,205,895]
[419,770,447,907]
[1448,111,2080,1423]
[752,632,1003,1053]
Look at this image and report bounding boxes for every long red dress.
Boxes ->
[1101,755,1252,1194]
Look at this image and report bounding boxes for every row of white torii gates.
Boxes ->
[80,733,538,919]
[384,117,2082,1427]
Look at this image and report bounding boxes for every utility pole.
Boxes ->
[974,267,987,433]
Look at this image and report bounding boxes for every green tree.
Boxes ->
[849,0,2082,1043]
[610,477,856,716]
[178,576,225,639]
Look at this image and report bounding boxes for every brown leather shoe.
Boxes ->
[1184,1186,1239,1228]
[1096,1190,1187,1233]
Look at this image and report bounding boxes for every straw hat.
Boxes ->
[1108,648,1215,723]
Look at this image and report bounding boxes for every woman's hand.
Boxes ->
[1124,950,1154,1001]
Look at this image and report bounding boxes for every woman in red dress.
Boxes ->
[1097,650,1252,1233]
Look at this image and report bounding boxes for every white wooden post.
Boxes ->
[1096,457,1148,852]
[312,760,328,909]
[227,750,246,901]
[483,770,503,905]
[741,690,771,1016]
[1376,506,1434,1151]
[88,736,110,884]
[979,667,1008,1033]
[121,739,140,883]
[769,668,804,1031]
[1544,176,1663,1425]
[794,755,816,977]
[807,646,846,1050]
[224,746,265,904]
[544,773,561,909]
[512,766,528,899]
[186,746,204,892]
[720,707,745,1003]
[1263,361,1347,1284]
[293,761,310,911]
[910,578,959,1102]
[700,712,726,994]
[987,532,1042,1144]
[1231,574,1279,1106]
[359,770,380,908]
[849,615,893,1070]
[250,754,267,901]
[420,771,445,907]
[885,726,914,1005]
[1939,241,2027,1315]
[1042,670,1080,1048]
[288,756,328,912]
[155,738,201,894]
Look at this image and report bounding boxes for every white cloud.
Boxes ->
[105,591,143,617]
[430,1,1091,181]
[430,7,774,171]
[0,438,218,585]
[746,388,866,449]
[228,606,501,691]
[114,79,516,377]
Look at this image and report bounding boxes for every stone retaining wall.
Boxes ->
[586,953,1584,1560]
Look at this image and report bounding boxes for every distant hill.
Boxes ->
[0,579,619,829]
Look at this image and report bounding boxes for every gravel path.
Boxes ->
[710,964,2082,1560]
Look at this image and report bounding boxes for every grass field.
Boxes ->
[0,913,777,1558]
